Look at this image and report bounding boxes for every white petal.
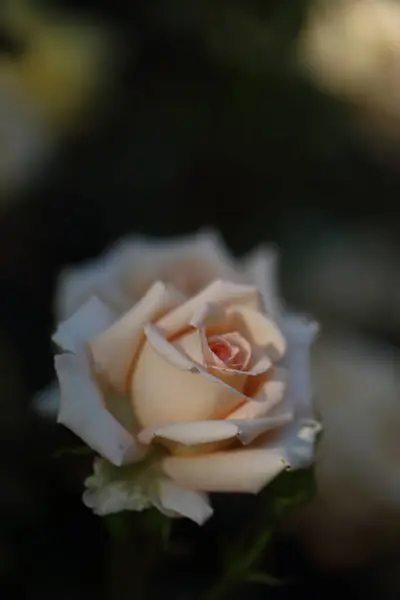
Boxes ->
[55,353,139,466]
[232,413,293,445]
[56,240,138,320]
[123,229,244,299]
[258,418,321,469]
[156,479,213,525]
[242,246,281,318]
[33,382,60,419]
[281,314,319,418]
[53,296,117,353]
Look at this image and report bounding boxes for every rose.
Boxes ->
[45,230,319,525]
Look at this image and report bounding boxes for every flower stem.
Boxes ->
[204,528,273,600]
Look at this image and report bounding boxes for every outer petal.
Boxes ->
[139,414,292,450]
[131,327,245,428]
[242,246,281,318]
[266,419,322,469]
[280,314,319,418]
[155,479,213,525]
[156,279,260,337]
[231,413,293,445]
[55,353,139,466]
[124,229,244,299]
[90,282,185,392]
[162,448,287,493]
[56,239,139,320]
[53,295,117,354]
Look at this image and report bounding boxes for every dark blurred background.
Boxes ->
[1,0,400,598]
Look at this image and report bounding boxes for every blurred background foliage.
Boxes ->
[1,0,400,599]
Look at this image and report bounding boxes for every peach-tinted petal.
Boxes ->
[242,246,280,318]
[144,324,200,370]
[162,448,287,493]
[148,421,239,446]
[230,368,288,419]
[206,332,252,370]
[89,282,185,392]
[157,280,260,337]
[155,479,213,525]
[131,328,245,428]
[53,296,117,353]
[189,301,226,329]
[55,353,140,466]
[281,314,319,418]
[226,304,286,362]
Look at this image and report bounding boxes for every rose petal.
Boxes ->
[242,246,280,318]
[145,421,239,446]
[155,479,213,525]
[231,413,293,444]
[53,296,117,354]
[156,280,260,337]
[56,240,138,320]
[55,353,139,466]
[229,368,288,419]
[260,419,321,469]
[162,448,287,493]
[281,314,319,418]
[125,229,244,299]
[226,304,286,363]
[90,282,185,392]
[145,324,203,369]
[131,328,245,428]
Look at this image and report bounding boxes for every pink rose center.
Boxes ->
[207,332,251,371]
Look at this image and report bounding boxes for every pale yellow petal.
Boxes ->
[89,281,184,392]
[162,448,287,493]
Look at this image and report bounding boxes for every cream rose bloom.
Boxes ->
[44,230,319,525]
